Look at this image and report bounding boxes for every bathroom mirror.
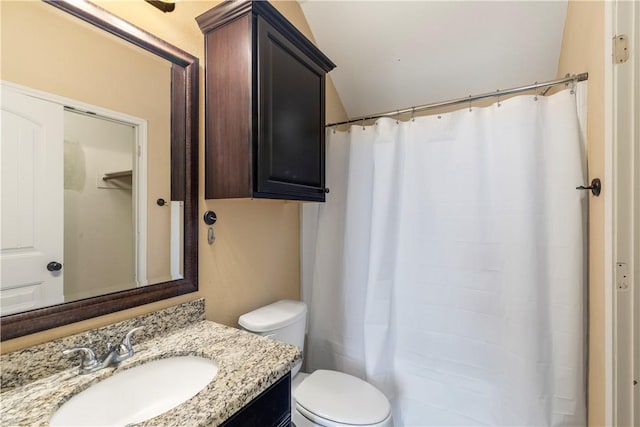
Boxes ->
[0,0,198,340]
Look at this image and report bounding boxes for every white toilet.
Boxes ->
[239,300,393,427]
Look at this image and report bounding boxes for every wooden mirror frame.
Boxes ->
[1,0,199,341]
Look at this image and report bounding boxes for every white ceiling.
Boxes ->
[299,1,568,119]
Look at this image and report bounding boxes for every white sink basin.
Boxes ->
[50,355,218,426]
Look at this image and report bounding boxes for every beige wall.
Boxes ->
[556,2,606,426]
[1,0,347,353]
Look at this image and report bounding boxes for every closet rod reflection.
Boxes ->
[326,72,588,128]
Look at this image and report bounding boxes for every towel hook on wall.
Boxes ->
[576,178,601,196]
[204,211,217,244]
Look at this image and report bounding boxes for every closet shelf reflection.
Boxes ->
[102,170,132,181]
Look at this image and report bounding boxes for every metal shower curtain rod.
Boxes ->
[325,72,589,127]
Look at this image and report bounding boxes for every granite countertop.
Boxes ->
[1,320,301,426]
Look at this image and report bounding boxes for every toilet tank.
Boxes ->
[238,300,307,350]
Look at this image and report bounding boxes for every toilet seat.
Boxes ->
[294,370,391,426]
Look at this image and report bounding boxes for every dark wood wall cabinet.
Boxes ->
[197,1,335,202]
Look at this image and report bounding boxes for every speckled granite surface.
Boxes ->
[1,320,300,426]
[1,299,205,391]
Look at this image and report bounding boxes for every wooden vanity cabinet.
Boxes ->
[196,1,336,202]
[221,371,291,427]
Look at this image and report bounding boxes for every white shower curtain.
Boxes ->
[301,84,587,426]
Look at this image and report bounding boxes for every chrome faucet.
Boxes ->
[63,327,142,375]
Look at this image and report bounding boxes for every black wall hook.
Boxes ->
[203,211,217,225]
[204,211,217,245]
[576,178,601,196]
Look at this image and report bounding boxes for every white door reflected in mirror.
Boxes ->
[1,85,64,314]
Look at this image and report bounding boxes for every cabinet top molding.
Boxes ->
[196,0,336,72]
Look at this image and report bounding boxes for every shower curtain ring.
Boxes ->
[497,90,501,107]
[411,107,415,122]
[468,95,472,112]
[362,118,365,130]
[396,110,400,125]
[534,82,539,101]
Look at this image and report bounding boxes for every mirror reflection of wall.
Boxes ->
[0,0,184,316]
[63,111,135,302]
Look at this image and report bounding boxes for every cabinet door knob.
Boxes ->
[47,261,63,272]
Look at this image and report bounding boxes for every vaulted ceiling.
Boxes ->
[299,1,568,119]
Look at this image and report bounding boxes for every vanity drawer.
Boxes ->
[221,371,291,427]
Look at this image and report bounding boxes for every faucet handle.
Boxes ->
[120,326,143,353]
[63,347,100,370]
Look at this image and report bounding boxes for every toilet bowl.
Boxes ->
[292,370,393,427]
[239,300,393,427]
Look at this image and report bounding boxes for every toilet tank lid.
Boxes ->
[238,300,307,332]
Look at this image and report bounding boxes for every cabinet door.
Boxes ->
[221,372,291,427]
[256,16,326,202]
